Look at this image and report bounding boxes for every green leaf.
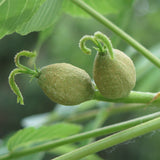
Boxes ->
[17,0,63,35]
[0,0,46,39]
[0,0,63,39]
[7,123,82,152]
[63,0,134,17]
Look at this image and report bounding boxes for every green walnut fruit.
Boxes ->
[38,63,95,105]
[93,49,136,99]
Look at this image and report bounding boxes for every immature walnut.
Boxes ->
[93,49,136,99]
[38,63,95,105]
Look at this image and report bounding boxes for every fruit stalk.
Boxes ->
[94,90,160,104]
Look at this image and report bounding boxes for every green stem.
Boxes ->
[94,91,160,104]
[1,112,160,160]
[53,116,160,160]
[79,35,98,54]
[66,104,147,123]
[14,50,38,75]
[80,107,109,145]
[79,31,114,58]
[71,0,160,68]
[90,107,109,129]
[8,68,39,105]
[9,51,40,105]
[8,68,25,105]
[94,31,114,59]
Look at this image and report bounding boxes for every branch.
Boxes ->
[53,115,160,160]
[1,112,160,160]
[94,91,160,104]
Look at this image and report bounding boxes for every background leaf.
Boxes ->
[17,0,63,35]
[62,0,134,17]
[0,0,63,39]
[0,0,134,38]
[0,0,46,39]
[7,123,82,152]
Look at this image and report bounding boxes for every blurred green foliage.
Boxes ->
[0,0,160,159]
